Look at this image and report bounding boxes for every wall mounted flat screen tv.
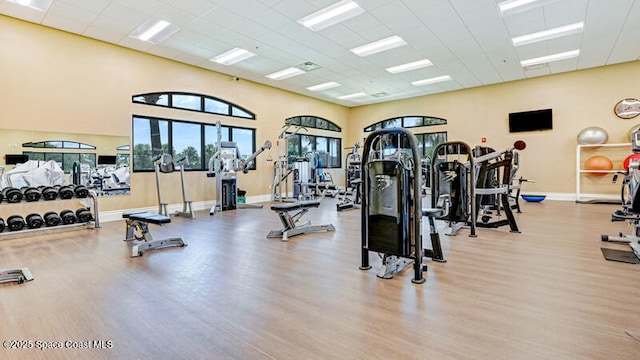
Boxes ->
[5,154,29,165]
[508,108,552,133]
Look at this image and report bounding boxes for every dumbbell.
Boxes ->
[0,191,4,203]
[6,215,26,231]
[75,208,93,223]
[73,185,89,198]
[25,213,44,229]
[58,185,74,199]
[39,186,58,201]
[60,209,78,225]
[0,217,5,232]
[22,187,42,202]
[3,187,23,203]
[43,211,61,227]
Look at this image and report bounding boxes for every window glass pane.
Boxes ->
[383,118,401,128]
[46,141,63,148]
[286,117,301,126]
[205,98,229,115]
[422,132,448,160]
[45,153,63,165]
[116,145,130,151]
[328,138,340,168]
[232,106,253,119]
[301,117,315,128]
[287,134,301,161]
[116,154,128,167]
[172,122,202,170]
[328,122,340,132]
[133,94,168,106]
[315,137,328,168]
[62,153,81,173]
[79,143,95,149]
[315,118,328,130]
[62,141,80,149]
[231,128,256,169]
[403,117,424,128]
[204,125,230,167]
[133,117,169,171]
[172,94,202,111]
[81,154,97,168]
[301,135,314,156]
[424,117,447,126]
[26,152,44,161]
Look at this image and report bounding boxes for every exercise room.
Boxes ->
[1,0,639,359]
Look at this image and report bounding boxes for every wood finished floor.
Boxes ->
[1,199,639,360]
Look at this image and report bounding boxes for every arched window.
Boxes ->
[285,116,341,132]
[133,92,255,120]
[364,116,446,132]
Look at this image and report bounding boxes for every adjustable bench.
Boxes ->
[123,211,187,257]
[0,267,33,284]
[267,200,335,241]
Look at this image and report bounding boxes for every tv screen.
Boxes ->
[98,155,117,165]
[5,154,28,165]
[509,108,552,133]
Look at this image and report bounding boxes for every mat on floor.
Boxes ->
[601,248,640,264]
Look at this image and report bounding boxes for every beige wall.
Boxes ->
[1,14,639,218]
[0,15,349,213]
[349,61,640,197]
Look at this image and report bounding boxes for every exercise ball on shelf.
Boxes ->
[623,153,640,170]
[577,126,609,145]
[584,155,613,176]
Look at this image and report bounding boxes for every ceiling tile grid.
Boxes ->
[0,0,638,106]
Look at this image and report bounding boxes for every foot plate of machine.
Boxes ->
[601,248,640,264]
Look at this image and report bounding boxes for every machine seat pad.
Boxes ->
[270,200,321,211]
[422,208,444,217]
[123,211,171,224]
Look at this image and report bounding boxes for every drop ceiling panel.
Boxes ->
[0,0,637,107]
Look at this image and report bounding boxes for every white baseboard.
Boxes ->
[97,194,271,223]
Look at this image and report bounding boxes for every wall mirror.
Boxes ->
[0,129,130,197]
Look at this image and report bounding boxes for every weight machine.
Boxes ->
[208,121,271,214]
[336,143,362,211]
[155,154,194,218]
[601,129,640,263]
[272,124,307,202]
[360,128,445,284]
[430,141,524,237]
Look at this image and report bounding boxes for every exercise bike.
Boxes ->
[601,130,640,263]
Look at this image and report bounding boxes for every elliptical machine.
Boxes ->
[360,128,445,284]
[155,154,195,218]
[601,129,640,262]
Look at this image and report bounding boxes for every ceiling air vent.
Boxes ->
[295,62,321,72]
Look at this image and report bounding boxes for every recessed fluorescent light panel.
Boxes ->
[350,35,407,57]
[297,0,365,31]
[498,0,561,15]
[520,49,580,67]
[513,22,584,46]
[386,59,433,74]
[266,67,306,80]
[129,18,180,44]
[307,82,341,91]
[411,75,452,86]
[6,0,52,11]
[337,92,367,100]
[210,48,256,65]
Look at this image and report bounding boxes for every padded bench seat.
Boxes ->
[122,211,186,257]
[268,200,334,241]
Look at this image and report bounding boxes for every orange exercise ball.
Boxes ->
[584,156,613,176]
[624,153,640,170]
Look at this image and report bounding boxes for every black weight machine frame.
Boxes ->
[360,128,445,284]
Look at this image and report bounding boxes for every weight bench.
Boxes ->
[0,267,34,284]
[267,200,335,241]
[123,211,187,257]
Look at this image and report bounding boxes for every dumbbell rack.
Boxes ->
[0,189,100,241]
